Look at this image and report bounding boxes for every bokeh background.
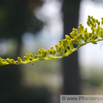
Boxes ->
[0,0,103,103]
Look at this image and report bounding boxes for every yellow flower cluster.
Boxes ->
[0,15,103,66]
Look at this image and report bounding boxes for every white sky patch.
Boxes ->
[0,43,7,55]
[34,0,63,39]
[79,0,103,68]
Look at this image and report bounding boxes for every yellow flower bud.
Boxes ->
[34,54,38,59]
[90,16,93,19]
[87,33,92,38]
[41,48,44,51]
[29,57,33,61]
[38,49,41,54]
[30,53,33,58]
[24,56,27,61]
[84,28,87,33]
[65,35,71,40]
[97,21,100,25]
[0,57,2,62]
[88,15,90,19]
[50,46,54,50]
[91,41,97,44]
[11,59,15,63]
[6,58,10,63]
[26,53,29,59]
[55,44,58,48]
[42,50,47,57]
[101,20,103,25]
[17,57,22,62]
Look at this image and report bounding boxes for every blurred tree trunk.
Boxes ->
[62,0,81,94]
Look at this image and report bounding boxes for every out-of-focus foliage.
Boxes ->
[83,70,103,87]
[0,0,43,39]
